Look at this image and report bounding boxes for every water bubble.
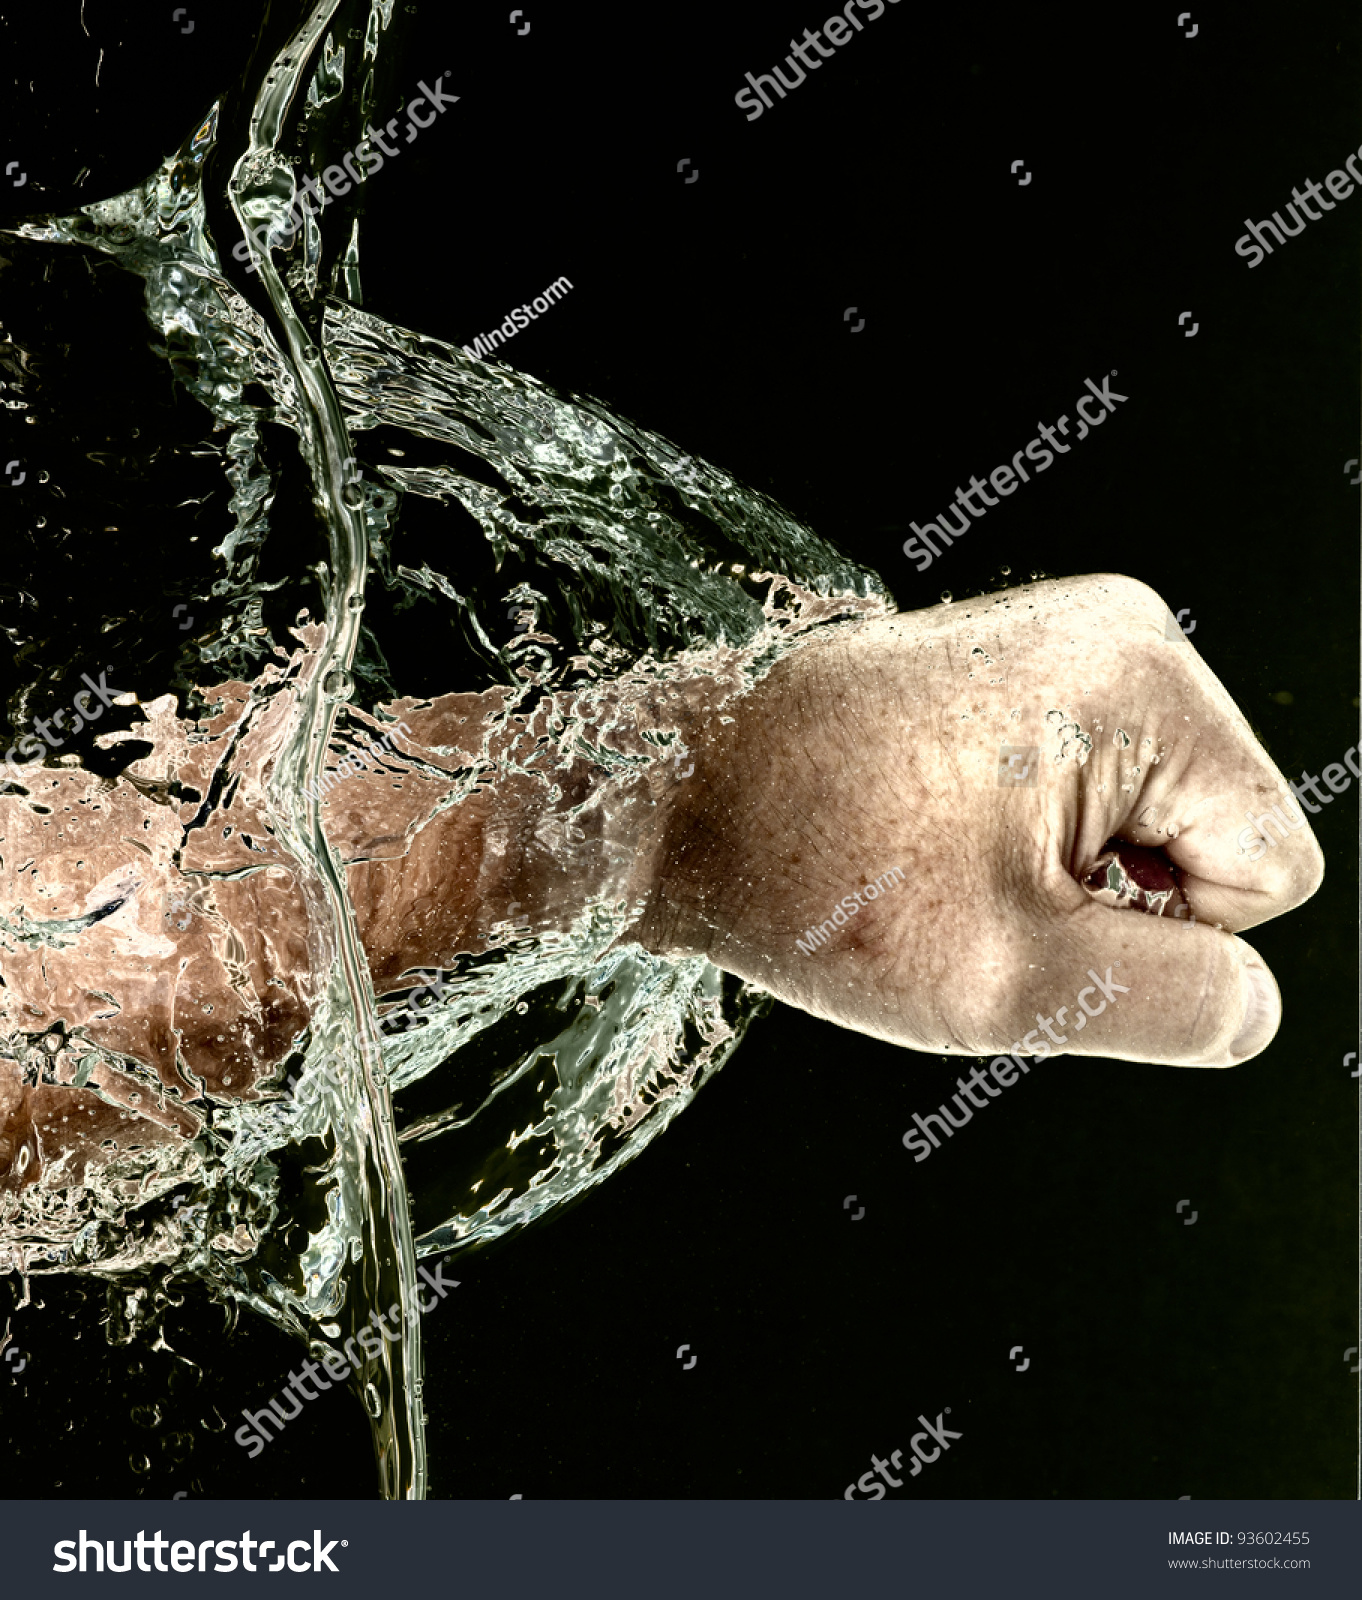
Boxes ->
[323,667,354,700]
[363,1383,383,1418]
[341,482,364,509]
[168,1362,202,1394]
[939,591,953,604]
[346,593,364,611]
[1000,565,1011,576]
[129,1453,151,1475]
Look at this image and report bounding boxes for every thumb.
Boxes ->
[1015,899,1281,1068]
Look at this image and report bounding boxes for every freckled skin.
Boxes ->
[630,574,1322,1067]
[0,575,1327,1203]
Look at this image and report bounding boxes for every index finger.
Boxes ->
[1096,630,1328,934]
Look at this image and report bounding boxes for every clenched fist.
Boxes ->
[629,574,1324,1067]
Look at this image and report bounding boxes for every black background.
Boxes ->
[0,0,1356,1500]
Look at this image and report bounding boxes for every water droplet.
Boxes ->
[323,667,354,700]
[363,1383,383,1418]
[1000,565,1011,576]
[341,482,364,509]
[129,1453,151,1475]
[939,591,953,604]
[1113,728,1131,748]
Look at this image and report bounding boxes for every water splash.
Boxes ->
[0,0,888,1497]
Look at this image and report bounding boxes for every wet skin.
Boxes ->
[0,574,1325,1201]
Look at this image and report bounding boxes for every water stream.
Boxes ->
[0,0,888,1495]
